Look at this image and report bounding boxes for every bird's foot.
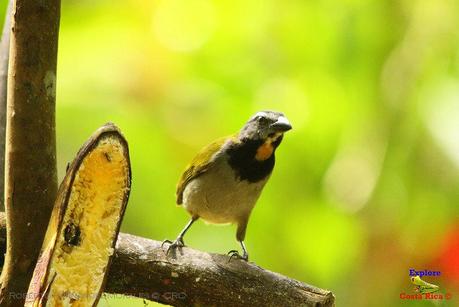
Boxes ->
[161,239,173,248]
[162,237,185,255]
[227,249,248,261]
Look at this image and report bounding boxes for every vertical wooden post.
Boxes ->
[0,0,13,211]
[0,0,60,305]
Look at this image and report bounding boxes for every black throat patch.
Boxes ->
[227,138,278,182]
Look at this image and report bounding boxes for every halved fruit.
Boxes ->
[26,123,131,307]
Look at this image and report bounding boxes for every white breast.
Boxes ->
[182,155,268,224]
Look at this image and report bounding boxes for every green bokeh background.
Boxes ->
[2,0,459,306]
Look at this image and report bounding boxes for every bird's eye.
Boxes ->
[257,116,268,124]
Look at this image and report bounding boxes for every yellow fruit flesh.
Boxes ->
[46,137,129,306]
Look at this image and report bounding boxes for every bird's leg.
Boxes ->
[228,219,249,261]
[162,216,198,254]
[228,241,249,261]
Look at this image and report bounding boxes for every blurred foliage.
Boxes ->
[2,0,459,306]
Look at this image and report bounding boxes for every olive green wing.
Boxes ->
[176,136,233,205]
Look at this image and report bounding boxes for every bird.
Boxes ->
[163,110,292,260]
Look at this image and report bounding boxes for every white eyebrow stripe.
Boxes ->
[254,111,268,118]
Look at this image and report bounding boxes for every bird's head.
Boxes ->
[240,111,292,140]
[238,111,292,161]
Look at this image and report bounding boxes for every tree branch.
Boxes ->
[0,0,60,305]
[107,234,335,306]
[0,213,334,306]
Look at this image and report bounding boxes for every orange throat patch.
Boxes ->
[255,141,274,161]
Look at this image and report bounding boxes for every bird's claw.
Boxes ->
[161,239,173,248]
[162,237,185,255]
[227,249,248,261]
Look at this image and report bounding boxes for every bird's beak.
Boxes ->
[270,116,292,132]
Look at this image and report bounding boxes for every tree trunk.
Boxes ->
[0,0,60,305]
[0,0,13,212]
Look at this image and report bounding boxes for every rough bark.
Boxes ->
[0,213,334,306]
[107,234,335,306]
[0,0,60,305]
[0,0,13,212]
